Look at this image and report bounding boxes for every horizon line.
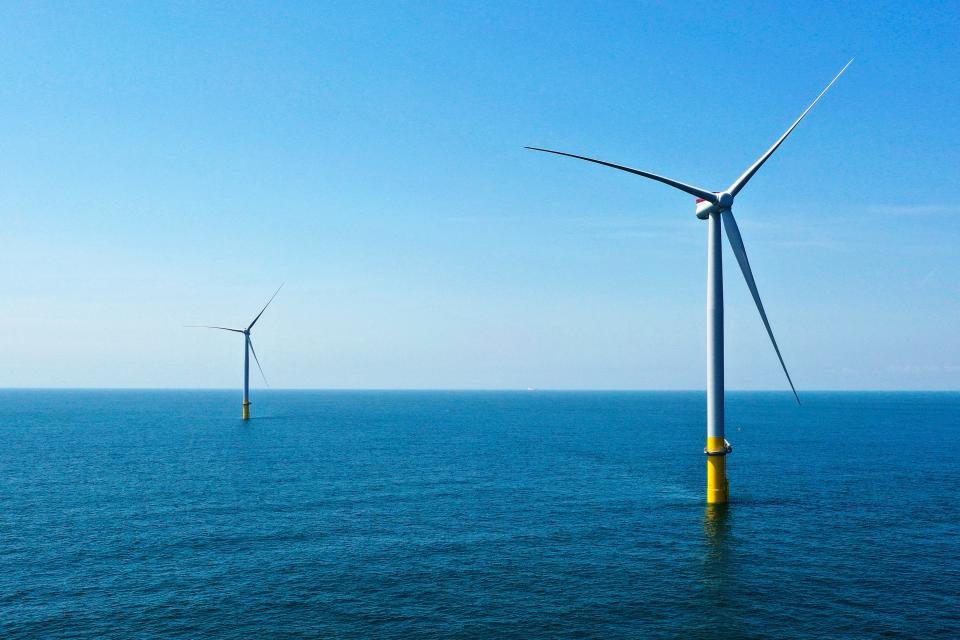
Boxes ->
[1,387,958,393]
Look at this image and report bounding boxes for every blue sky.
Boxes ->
[1,1,958,390]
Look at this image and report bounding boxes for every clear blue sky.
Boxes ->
[2,1,958,390]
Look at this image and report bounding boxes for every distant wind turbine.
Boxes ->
[527,61,852,503]
[188,284,283,420]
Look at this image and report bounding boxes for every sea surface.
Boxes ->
[0,390,957,639]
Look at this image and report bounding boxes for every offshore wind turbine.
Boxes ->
[188,284,283,420]
[527,61,851,503]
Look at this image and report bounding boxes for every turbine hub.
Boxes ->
[718,192,733,208]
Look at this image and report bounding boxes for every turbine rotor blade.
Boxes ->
[248,283,284,331]
[247,337,269,388]
[525,147,718,203]
[728,59,853,197]
[185,325,245,333]
[721,209,800,405]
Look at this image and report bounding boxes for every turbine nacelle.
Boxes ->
[695,195,719,220]
[696,192,733,219]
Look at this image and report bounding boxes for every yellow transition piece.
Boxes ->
[706,436,729,504]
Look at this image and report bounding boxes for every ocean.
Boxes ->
[0,390,957,638]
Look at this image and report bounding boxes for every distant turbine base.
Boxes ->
[243,400,251,421]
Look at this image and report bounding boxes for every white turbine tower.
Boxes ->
[188,284,283,420]
[527,61,852,503]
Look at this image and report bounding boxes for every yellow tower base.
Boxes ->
[706,436,730,504]
[242,401,251,420]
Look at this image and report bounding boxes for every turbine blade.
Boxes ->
[727,60,853,197]
[721,209,800,405]
[526,147,718,203]
[247,338,269,388]
[247,283,284,331]
[185,325,245,333]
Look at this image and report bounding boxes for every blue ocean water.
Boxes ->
[0,390,957,638]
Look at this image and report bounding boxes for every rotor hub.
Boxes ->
[717,192,733,208]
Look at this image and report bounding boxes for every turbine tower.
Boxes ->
[188,284,283,420]
[528,61,851,503]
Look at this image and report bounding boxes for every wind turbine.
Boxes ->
[188,284,283,420]
[527,61,851,503]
